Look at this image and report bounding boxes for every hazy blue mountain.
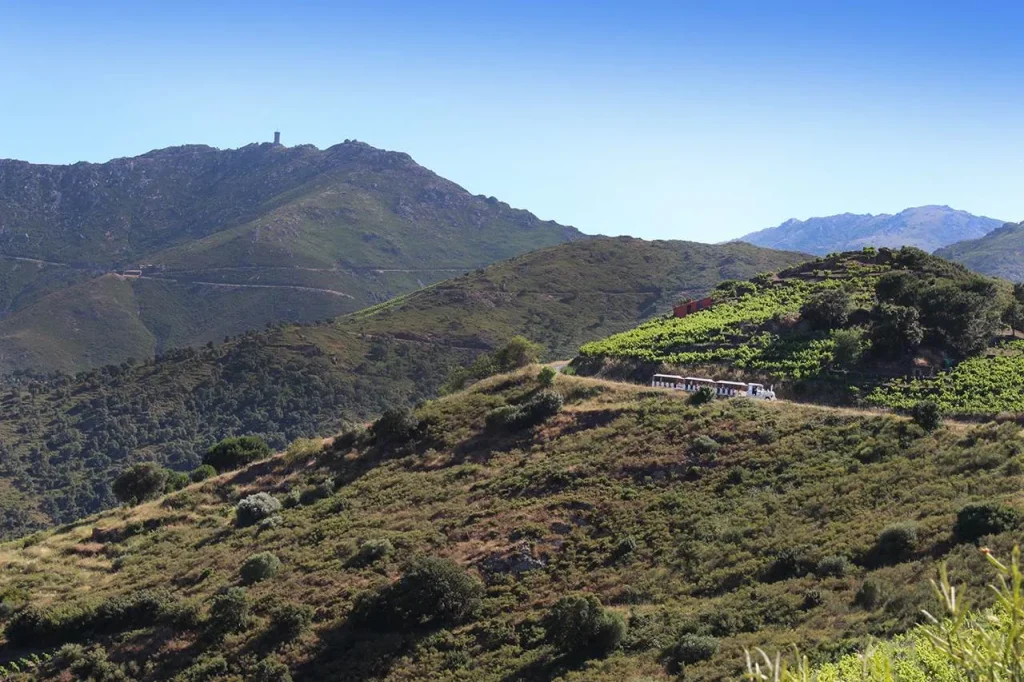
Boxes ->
[739,205,1005,255]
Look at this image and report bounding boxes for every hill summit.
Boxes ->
[0,140,583,372]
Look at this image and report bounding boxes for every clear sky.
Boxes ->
[2,0,1024,241]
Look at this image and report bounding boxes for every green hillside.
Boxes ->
[0,369,1018,681]
[935,220,1024,281]
[0,140,583,373]
[577,247,1020,409]
[0,237,806,537]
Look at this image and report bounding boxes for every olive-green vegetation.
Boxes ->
[746,546,1024,681]
[0,140,585,373]
[578,247,1016,408]
[0,369,1022,681]
[936,220,1024,282]
[0,237,806,538]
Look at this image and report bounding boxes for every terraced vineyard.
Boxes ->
[577,248,1019,414]
[868,340,1024,414]
[579,258,879,379]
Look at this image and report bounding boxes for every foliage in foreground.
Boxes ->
[745,547,1024,681]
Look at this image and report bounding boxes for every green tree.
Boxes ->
[909,400,942,431]
[830,327,865,367]
[800,288,851,331]
[955,502,1022,544]
[352,556,483,630]
[870,303,924,357]
[543,594,625,658]
[112,463,169,505]
[203,436,271,473]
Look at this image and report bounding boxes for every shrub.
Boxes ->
[203,436,271,473]
[267,602,313,642]
[690,435,719,455]
[954,502,1022,544]
[486,391,563,431]
[814,554,851,578]
[538,366,557,387]
[189,464,217,482]
[543,594,626,658]
[350,538,393,567]
[909,400,942,431]
[284,437,323,464]
[351,556,483,630]
[854,579,885,609]
[112,462,169,505]
[240,552,282,584]
[298,479,335,505]
[252,656,292,682]
[689,386,715,405]
[875,522,917,563]
[831,327,865,367]
[164,470,190,493]
[236,493,282,527]
[206,587,251,638]
[664,633,720,671]
[370,408,419,445]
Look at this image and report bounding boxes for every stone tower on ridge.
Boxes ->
[273,131,281,145]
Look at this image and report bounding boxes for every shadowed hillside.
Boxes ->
[0,237,806,537]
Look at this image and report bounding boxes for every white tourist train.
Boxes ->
[650,374,776,400]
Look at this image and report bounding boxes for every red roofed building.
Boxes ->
[673,297,714,318]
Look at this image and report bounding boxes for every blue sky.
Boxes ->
[2,1,1024,241]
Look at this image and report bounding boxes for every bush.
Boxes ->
[206,587,251,638]
[267,602,313,642]
[854,578,885,609]
[538,366,557,387]
[240,552,282,584]
[876,522,918,563]
[189,464,217,482]
[909,400,942,431]
[236,493,282,527]
[370,408,419,445]
[164,470,190,493]
[815,555,851,578]
[486,391,564,431]
[690,435,719,455]
[203,436,271,473]
[350,538,393,567]
[664,633,720,671]
[688,386,715,406]
[284,437,323,464]
[831,327,865,367]
[252,656,292,682]
[352,556,483,630]
[112,462,169,505]
[543,594,626,658]
[954,502,1022,544]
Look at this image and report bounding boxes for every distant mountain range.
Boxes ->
[0,140,583,372]
[739,205,1006,255]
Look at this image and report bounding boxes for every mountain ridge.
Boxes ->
[935,220,1024,281]
[0,139,585,372]
[739,205,1006,254]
